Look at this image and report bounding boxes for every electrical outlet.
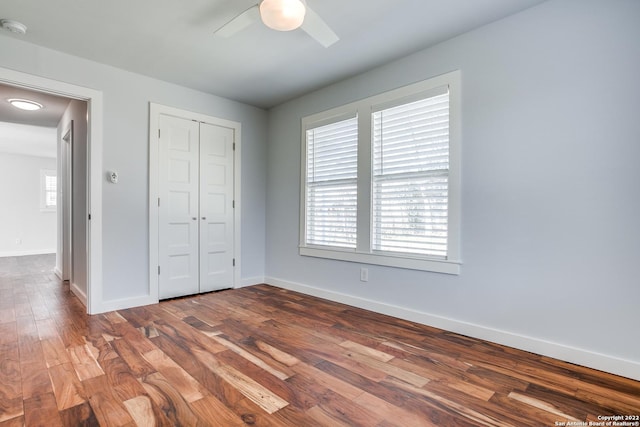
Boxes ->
[360,267,369,282]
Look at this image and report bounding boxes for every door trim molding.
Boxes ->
[149,103,242,302]
[61,122,73,284]
[0,66,103,315]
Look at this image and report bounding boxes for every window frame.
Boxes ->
[304,111,359,249]
[300,71,461,274]
[40,169,57,212]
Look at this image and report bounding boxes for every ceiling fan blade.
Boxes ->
[215,5,260,38]
[301,6,339,47]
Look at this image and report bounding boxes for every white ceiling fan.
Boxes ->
[214,0,339,47]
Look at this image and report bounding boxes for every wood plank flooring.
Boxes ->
[1,255,639,426]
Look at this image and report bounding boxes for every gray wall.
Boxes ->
[266,0,640,374]
[0,152,57,256]
[0,36,267,305]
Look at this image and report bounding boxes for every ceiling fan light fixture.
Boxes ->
[260,0,306,32]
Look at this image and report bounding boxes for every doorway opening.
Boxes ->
[0,82,85,301]
[0,66,103,314]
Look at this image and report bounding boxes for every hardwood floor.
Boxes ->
[1,255,639,426]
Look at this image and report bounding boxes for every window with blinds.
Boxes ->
[45,174,57,208]
[372,91,449,258]
[40,169,57,212]
[300,71,460,274]
[305,116,358,249]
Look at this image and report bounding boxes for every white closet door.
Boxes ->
[199,122,235,292]
[159,114,200,299]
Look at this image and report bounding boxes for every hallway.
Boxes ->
[0,254,91,425]
[0,254,56,276]
[0,254,70,327]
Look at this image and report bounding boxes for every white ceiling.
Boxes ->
[0,0,547,109]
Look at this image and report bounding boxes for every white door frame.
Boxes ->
[61,122,74,283]
[149,103,242,301]
[0,67,104,314]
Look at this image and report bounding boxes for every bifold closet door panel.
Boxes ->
[158,114,200,299]
[199,122,234,293]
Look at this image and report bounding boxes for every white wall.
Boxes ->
[265,0,640,380]
[0,36,268,307]
[0,152,57,256]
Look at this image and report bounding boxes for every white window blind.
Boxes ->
[372,90,450,258]
[305,116,358,249]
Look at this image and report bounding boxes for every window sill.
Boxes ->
[299,246,461,275]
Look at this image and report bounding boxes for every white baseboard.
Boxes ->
[0,249,55,258]
[265,276,640,382]
[237,276,266,289]
[70,282,87,307]
[53,267,63,280]
[90,276,264,315]
[90,295,159,315]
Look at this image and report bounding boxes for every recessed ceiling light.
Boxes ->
[7,98,43,111]
[0,19,27,35]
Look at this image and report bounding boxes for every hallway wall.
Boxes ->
[0,151,57,257]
